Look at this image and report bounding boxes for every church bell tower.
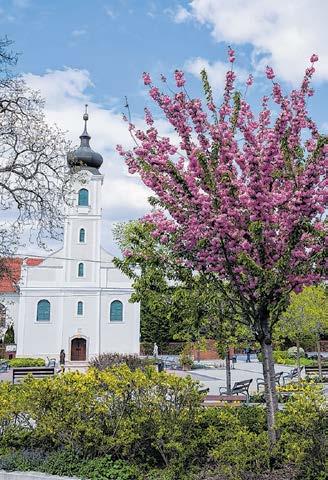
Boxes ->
[63,106,104,285]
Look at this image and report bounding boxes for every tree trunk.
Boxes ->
[296,338,301,381]
[317,337,322,380]
[226,349,232,395]
[260,338,279,446]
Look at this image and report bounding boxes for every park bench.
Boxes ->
[282,367,303,385]
[256,372,283,392]
[0,360,9,373]
[203,394,248,407]
[163,358,180,370]
[219,379,253,404]
[12,367,55,384]
[46,357,57,368]
[305,365,328,378]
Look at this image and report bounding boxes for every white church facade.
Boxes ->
[0,108,140,362]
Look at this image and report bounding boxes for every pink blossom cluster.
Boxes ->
[174,70,186,87]
[228,47,235,63]
[118,53,328,304]
[246,74,253,87]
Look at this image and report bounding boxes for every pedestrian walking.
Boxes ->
[59,349,66,372]
[245,347,251,363]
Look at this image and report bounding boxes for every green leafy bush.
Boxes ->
[277,386,328,480]
[0,366,326,480]
[197,407,270,479]
[287,347,305,358]
[4,325,14,344]
[0,366,203,464]
[0,449,141,480]
[0,448,47,472]
[40,450,82,476]
[257,350,315,366]
[90,352,156,371]
[78,455,141,480]
[9,357,45,367]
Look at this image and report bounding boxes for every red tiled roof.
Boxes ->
[26,258,43,267]
[0,258,43,293]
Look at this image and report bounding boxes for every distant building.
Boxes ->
[0,107,140,362]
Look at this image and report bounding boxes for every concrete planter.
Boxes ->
[0,472,81,480]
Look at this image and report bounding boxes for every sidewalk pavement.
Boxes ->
[1,361,322,397]
[170,360,293,394]
[0,369,12,382]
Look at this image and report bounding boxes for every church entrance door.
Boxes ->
[71,338,86,361]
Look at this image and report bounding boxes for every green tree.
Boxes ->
[113,221,214,348]
[277,285,328,379]
[0,37,70,282]
[114,220,254,394]
[199,289,254,394]
[4,325,14,344]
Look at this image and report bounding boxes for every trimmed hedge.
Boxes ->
[8,358,45,368]
[257,350,315,366]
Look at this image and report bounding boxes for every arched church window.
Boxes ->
[77,301,83,316]
[78,189,89,206]
[79,228,86,243]
[110,300,123,322]
[36,300,50,322]
[0,304,6,328]
[78,262,84,277]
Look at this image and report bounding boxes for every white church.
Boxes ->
[0,108,140,363]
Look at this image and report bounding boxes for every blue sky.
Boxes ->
[1,0,328,254]
[1,0,219,108]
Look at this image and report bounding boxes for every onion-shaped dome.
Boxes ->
[67,105,103,170]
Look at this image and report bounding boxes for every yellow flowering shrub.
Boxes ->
[277,389,327,479]
[0,366,204,465]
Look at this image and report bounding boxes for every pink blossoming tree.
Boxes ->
[118,51,328,444]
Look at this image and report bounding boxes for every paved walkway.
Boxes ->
[0,369,12,382]
[170,360,294,394]
[1,360,326,398]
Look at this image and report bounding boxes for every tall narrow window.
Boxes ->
[78,262,84,277]
[36,300,50,322]
[78,188,89,206]
[0,304,6,328]
[79,228,85,243]
[77,301,83,316]
[110,300,123,322]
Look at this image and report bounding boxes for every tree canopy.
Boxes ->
[277,285,328,347]
[0,37,70,260]
[117,50,328,444]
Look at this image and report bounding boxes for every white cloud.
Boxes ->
[173,5,193,23]
[71,29,87,37]
[104,6,116,18]
[23,68,92,105]
[102,179,150,214]
[182,0,328,84]
[164,5,192,23]
[185,56,248,92]
[22,68,154,254]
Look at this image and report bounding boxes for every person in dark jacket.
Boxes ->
[245,347,251,363]
[59,349,66,372]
